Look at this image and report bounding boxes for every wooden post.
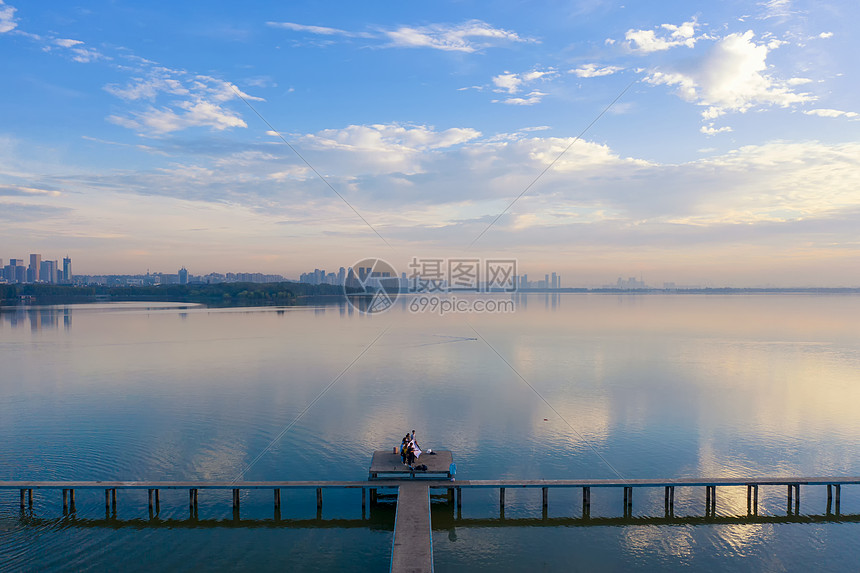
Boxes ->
[827,484,833,514]
[62,489,68,513]
[19,489,25,510]
[111,489,117,513]
[155,489,160,514]
[582,487,591,518]
[787,484,793,514]
[669,486,675,515]
[28,489,33,509]
[317,487,323,511]
[448,487,454,504]
[753,485,758,515]
[705,486,711,516]
[500,488,505,513]
[665,486,670,514]
[624,487,632,516]
[148,489,153,512]
[710,486,716,515]
[794,484,800,514]
[274,489,281,511]
[835,484,841,514]
[189,489,195,511]
[542,487,548,511]
[456,487,461,511]
[69,489,76,513]
[362,487,366,512]
[233,488,240,509]
[105,489,110,512]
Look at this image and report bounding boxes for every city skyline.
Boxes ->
[1,2,859,286]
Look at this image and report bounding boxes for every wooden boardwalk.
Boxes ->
[390,483,433,573]
[3,473,859,571]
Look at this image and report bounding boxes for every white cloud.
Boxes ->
[645,31,814,117]
[54,38,83,48]
[818,32,834,39]
[0,0,17,33]
[491,68,554,94]
[265,21,367,37]
[759,0,794,20]
[803,108,858,119]
[700,123,733,135]
[106,65,263,135]
[626,18,701,53]
[571,64,623,78]
[498,91,547,106]
[268,18,533,53]
[383,20,533,52]
[47,36,106,63]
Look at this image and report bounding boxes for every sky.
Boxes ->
[1,0,859,286]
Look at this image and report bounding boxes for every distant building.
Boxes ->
[178,267,188,285]
[40,260,58,284]
[29,254,41,283]
[62,257,73,283]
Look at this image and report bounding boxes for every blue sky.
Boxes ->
[1,0,858,285]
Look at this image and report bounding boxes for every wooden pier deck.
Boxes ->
[369,449,453,480]
[390,483,433,573]
[3,472,859,571]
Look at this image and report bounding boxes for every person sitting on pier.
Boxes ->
[405,441,416,468]
[400,434,410,465]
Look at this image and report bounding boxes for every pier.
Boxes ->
[3,455,859,572]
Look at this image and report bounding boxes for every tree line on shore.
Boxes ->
[0,282,358,306]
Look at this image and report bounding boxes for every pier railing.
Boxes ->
[2,476,857,518]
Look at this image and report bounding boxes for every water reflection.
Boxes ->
[0,306,72,331]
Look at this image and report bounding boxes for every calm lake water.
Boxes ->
[1,294,859,571]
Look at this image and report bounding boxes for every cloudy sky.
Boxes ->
[1,0,858,286]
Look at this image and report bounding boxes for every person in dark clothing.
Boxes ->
[400,434,410,465]
[406,442,416,468]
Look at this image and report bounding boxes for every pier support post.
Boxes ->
[499,488,505,518]
[835,485,841,515]
[233,489,240,510]
[316,487,323,511]
[623,487,632,517]
[19,489,25,510]
[148,489,153,512]
[582,487,591,518]
[274,488,280,511]
[787,484,793,515]
[105,489,110,513]
[111,489,117,513]
[28,489,33,509]
[155,489,160,514]
[827,485,833,514]
[362,488,366,513]
[62,489,68,514]
[794,484,800,515]
[69,489,75,513]
[542,487,548,518]
[456,487,461,514]
[448,487,454,505]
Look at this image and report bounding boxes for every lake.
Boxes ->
[1,294,859,571]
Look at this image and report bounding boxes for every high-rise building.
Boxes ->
[63,257,72,284]
[551,272,558,289]
[178,267,188,285]
[40,260,58,284]
[29,254,42,283]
